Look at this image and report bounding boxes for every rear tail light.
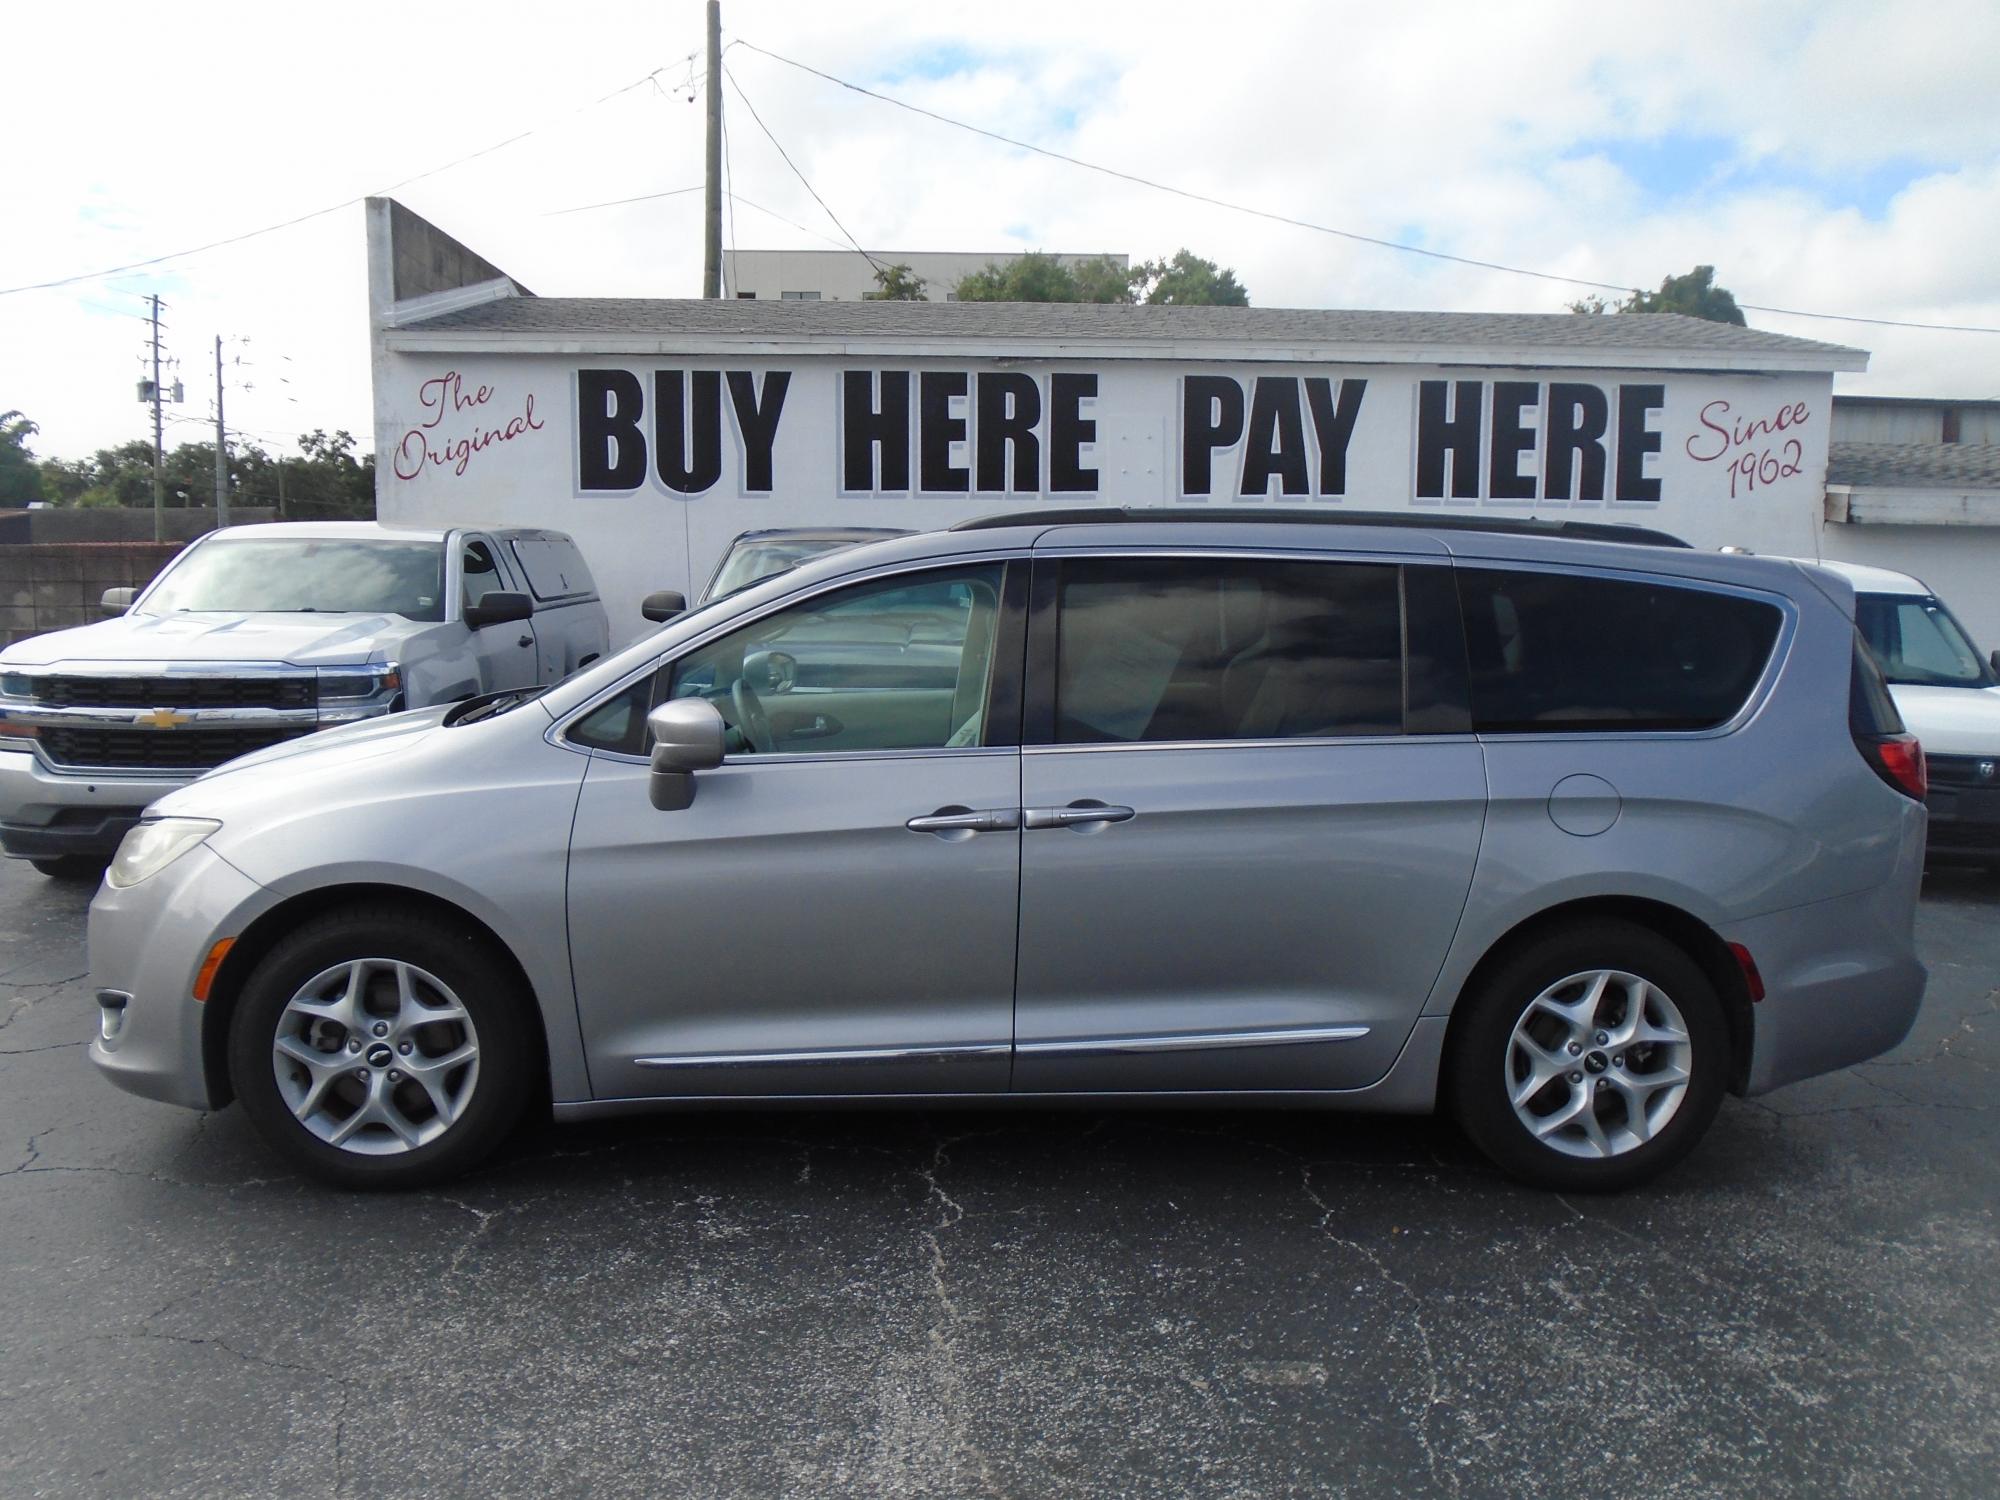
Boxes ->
[1849,635,1925,801]
[1860,733,1927,801]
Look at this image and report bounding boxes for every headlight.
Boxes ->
[106,817,221,890]
[316,664,403,699]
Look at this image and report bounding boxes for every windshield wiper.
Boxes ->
[444,687,547,726]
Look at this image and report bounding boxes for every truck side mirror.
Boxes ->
[463,591,534,629]
[101,587,136,617]
[1991,648,2000,677]
[641,590,688,624]
[646,698,727,811]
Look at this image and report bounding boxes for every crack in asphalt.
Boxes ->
[0,1038,85,1055]
[1301,1162,1459,1499]
[437,1193,522,1279]
[0,972,90,1033]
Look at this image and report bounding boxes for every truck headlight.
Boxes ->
[106,817,221,890]
[316,665,402,699]
[315,664,404,724]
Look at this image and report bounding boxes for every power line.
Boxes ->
[0,66,671,298]
[544,184,704,216]
[722,64,884,275]
[729,192,853,251]
[730,37,2000,337]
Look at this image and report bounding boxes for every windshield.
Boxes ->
[140,538,447,621]
[1856,592,1996,689]
[705,538,861,602]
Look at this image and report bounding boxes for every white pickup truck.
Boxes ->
[0,521,610,877]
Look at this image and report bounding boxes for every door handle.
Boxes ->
[517,634,534,648]
[1023,802,1136,830]
[906,807,1021,836]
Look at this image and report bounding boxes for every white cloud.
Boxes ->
[3,0,1997,461]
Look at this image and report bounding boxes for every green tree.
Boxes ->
[1132,250,1250,306]
[954,249,1249,305]
[955,251,1106,302]
[1567,265,1745,325]
[0,411,46,507]
[863,263,929,300]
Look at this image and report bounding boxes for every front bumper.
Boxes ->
[86,842,269,1111]
[0,749,191,860]
[1923,787,2000,860]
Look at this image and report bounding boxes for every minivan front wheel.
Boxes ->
[1449,921,1728,1191]
[228,906,535,1189]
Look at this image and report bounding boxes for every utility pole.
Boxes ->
[212,336,230,529]
[148,295,165,542]
[702,0,723,297]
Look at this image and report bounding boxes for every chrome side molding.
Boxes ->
[634,1041,1011,1069]
[1016,1024,1370,1056]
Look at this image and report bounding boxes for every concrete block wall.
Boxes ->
[0,544,186,647]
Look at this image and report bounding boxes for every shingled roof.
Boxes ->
[1828,442,2000,489]
[398,295,1862,361]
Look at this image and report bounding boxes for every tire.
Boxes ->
[31,855,106,881]
[227,904,536,1190]
[1447,919,1729,1192]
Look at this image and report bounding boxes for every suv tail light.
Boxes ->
[1861,733,1927,800]
[1850,635,1927,801]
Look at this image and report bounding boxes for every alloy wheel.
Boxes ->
[270,958,480,1156]
[1504,968,1693,1160]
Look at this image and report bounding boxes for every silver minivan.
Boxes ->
[85,512,1929,1191]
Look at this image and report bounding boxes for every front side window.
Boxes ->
[569,564,1008,757]
[1054,557,1405,744]
[462,540,507,608]
[139,539,445,621]
[1856,593,1995,689]
[1457,567,1782,733]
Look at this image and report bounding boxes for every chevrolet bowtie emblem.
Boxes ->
[138,707,193,730]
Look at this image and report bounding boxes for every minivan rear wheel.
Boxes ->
[1448,920,1728,1191]
[228,906,535,1190]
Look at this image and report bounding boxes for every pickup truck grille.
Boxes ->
[1927,754,2000,788]
[30,674,317,711]
[38,725,314,771]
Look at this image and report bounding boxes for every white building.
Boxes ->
[368,199,2000,650]
[722,248,1127,302]
[1822,396,2000,647]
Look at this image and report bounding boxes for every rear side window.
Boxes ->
[1054,557,1405,743]
[1456,567,1782,734]
[509,536,597,602]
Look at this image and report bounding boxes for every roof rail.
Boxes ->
[949,507,1692,548]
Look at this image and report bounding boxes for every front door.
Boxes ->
[461,535,539,690]
[565,560,1026,1100]
[1013,552,1486,1094]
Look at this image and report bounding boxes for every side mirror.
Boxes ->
[641,589,688,624]
[647,698,727,811]
[463,591,534,629]
[101,587,136,617]
[1990,649,2000,676]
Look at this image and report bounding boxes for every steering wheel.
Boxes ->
[731,677,776,754]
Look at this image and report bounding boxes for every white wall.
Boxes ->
[373,350,1836,648]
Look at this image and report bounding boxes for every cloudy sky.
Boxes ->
[4,0,1997,463]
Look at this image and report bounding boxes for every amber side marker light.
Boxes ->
[192,937,236,1002]
[1728,942,1766,1003]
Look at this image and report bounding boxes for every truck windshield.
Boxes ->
[1856,593,1997,689]
[705,538,857,602]
[140,539,447,622]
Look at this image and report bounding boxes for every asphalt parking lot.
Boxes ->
[1,861,1995,1499]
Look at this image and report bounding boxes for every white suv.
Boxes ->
[1814,559,2000,866]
